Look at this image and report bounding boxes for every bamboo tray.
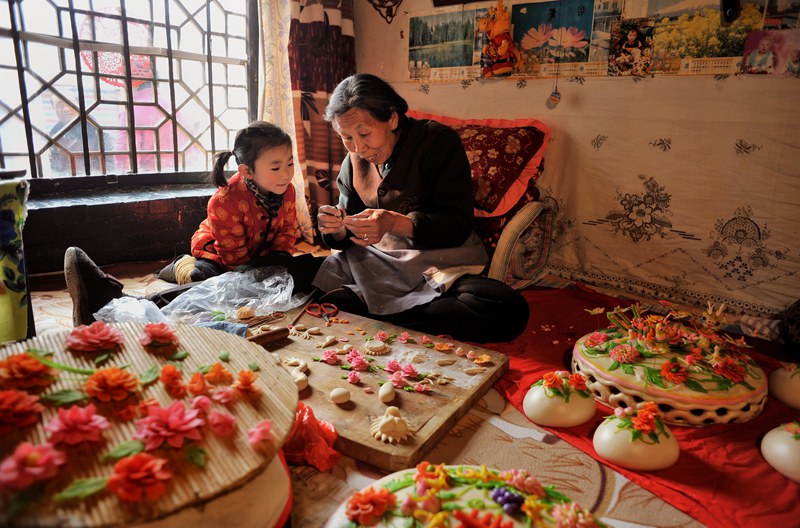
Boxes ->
[0,323,297,527]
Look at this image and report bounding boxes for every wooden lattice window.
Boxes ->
[0,0,258,179]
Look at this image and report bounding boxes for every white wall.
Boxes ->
[353,1,800,319]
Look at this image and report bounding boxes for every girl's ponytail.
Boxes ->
[209,151,234,187]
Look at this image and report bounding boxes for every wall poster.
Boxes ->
[405,0,796,81]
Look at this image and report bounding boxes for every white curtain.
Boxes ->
[259,0,314,243]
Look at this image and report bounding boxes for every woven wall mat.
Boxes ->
[0,323,298,527]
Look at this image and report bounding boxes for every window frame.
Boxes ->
[0,0,260,197]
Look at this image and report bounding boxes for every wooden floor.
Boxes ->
[28,242,329,336]
[29,258,171,336]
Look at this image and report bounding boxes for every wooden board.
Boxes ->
[269,311,509,472]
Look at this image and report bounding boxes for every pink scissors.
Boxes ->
[305,302,338,322]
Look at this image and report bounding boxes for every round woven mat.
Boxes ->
[0,323,298,527]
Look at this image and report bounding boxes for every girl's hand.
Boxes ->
[317,205,346,240]
[343,209,412,246]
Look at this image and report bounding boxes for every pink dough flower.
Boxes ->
[133,401,205,451]
[384,360,402,373]
[190,395,212,414]
[247,420,273,450]
[346,349,364,364]
[402,364,418,379]
[211,386,236,405]
[500,469,545,497]
[0,442,66,491]
[550,502,597,528]
[614,407,633,418]
[397,332,412,344]
[139,322,180,353]
[207,410,237,437]
[390,371,407,389]
[608,344,640,364]
[347,371,361,384]
[783,421,800,437]
[413,383,430,393]
[65,321,124,354]
[375,330,389,342]
[584,332,608,347]
[321,350,341,365]
[420,335,432,345]
[45,404,111,445]
[400,495,417,515]
[350,356,370,372]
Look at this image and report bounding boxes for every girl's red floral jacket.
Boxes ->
[191,171,296,268]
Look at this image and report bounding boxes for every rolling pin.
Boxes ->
[247,326,290,346]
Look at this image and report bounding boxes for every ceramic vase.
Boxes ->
[769,366,800,410]
[761,424,800,482]
[522,384,596,427]
[592,416,680,471]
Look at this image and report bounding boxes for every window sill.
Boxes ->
[27,183,213,210]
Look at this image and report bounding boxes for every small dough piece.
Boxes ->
[330,387,351,404]
[236,306,256,319]
[379,382,396,403]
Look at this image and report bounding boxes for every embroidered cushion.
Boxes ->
[407,111,550,216]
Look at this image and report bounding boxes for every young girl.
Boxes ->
[168,121,299,284]
[65,121,321,327]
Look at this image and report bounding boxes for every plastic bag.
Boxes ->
[160,267,310,325]
[95,296,169,324]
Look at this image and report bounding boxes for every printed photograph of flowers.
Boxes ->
[639,0,765,74]
[511,0,594,75]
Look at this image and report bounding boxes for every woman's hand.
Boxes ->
[317,205,346,240]
[343,209,413,246]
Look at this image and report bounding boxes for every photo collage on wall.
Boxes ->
[406,0,800,81]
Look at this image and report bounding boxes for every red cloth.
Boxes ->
[283,401,340,472]
[490,287,800,528]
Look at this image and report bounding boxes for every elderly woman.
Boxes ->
[313,73,528,342]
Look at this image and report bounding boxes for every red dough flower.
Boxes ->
[346,486,397,526]
[64,321,124,354]
[0,389,45,434]
[139,323,180,354]
[160,365,187,399]
[542,372,564,389]
[187,372,209,396]
[0,352,59,390]
[107,452,172,502]
[282,402,339,471]
[83,368,139,403]
[204,363,233,386]
[233,370,261,397]
[568,373,588,391]
[660,361,688,384]
[713,358,746,383]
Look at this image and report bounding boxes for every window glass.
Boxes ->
[0,0,255,180]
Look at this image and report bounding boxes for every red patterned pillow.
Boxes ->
[407,111,550,216]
